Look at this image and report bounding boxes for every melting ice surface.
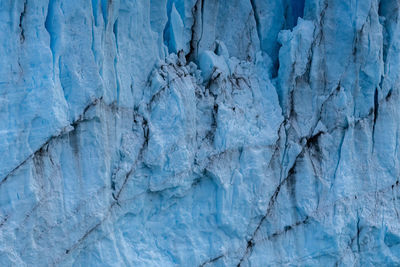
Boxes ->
[1,0,400,266]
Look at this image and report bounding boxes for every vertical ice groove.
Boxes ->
[91,0,99,26]
[249,0,261,51]
[198,0,204,56]
[186,0,204,60]
[101,0,108,25]
[44,0,57,79]
[186,0,201,60]
[372,87,379,150]
[162,0,172,51]
[91,19,96,63]
[19,0,27,43]
[289,0,305,27]
[332,129,346,188]
[113,18,120,103]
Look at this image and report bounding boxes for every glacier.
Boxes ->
[1,0,400,266]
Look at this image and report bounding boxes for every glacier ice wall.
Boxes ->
[1,0,400,266]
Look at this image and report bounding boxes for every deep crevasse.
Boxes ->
[1,0,400,266]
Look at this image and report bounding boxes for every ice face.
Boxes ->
[1,0,400,266]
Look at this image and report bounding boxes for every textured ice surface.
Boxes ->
[1,0,400,266]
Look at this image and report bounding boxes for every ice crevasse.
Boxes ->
[1,0,400,266]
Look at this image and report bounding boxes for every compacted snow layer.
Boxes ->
[1,0,400,266]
